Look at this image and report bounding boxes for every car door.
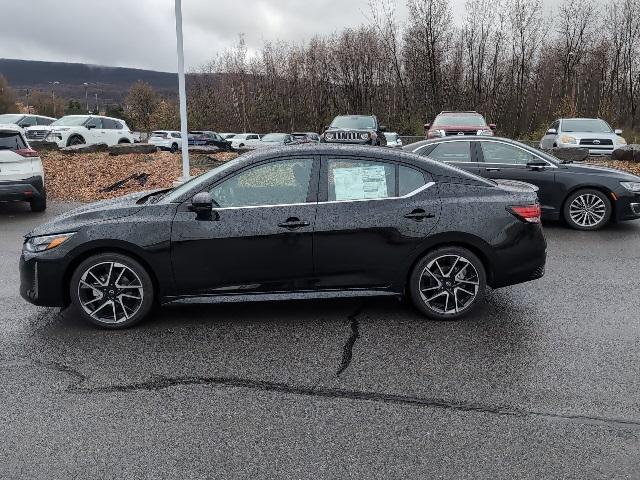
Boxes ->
[84,117,104,144]
[416,140,481,175]
[312,156,441,290]
[170,156,319,295]
[476,140,558,215]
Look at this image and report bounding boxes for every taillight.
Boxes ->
[507,205,541,223]
[16,148,39,158]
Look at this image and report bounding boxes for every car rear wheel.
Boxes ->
[170,143,179,153]
[30,191,47,212]
[67,135,85,146]
[70,253,154,329]
[563,189,611,231]
[408,247,486,320]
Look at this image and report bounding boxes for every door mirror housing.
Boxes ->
[489,123,497,130]
[86,124,96,130]
[615,128,623,135]
[546,128,557,135]
[527,159,548,170]
[424,123,431,130]
[189,192,216,220]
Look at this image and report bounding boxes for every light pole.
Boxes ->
[49,81,60,117]
[84,82,89,112]
[175,0,190,183]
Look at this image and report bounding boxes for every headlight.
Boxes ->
[617,136,627,145]
[620,181,640,192]
[360,132,370,140]
[560,135,577,144]
[24,233,75,253]
[324,132,335,140]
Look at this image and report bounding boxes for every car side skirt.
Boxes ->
[162,289,400,306]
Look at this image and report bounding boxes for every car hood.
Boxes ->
[564,162,640,181]
[26,190,156,238]
[25,125,55,132]
[560,132,620,141]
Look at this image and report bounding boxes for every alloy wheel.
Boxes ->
[419,254,480,315]
[569,193,607,228]
[77,261,144,324]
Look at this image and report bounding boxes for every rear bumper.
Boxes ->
[490,224,547,288]
[0,176,45,202]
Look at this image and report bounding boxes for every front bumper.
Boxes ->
[0,176,45,202]
[614,191,640,221]
[20,250,68,307]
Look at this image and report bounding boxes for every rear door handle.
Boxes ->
[404,209,435,221]
[278,217,310,230]
[485,167,501,172]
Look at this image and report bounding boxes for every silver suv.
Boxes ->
[540,118,626,156]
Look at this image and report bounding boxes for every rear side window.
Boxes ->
[399,166,426,196]
[327,159,396,201]
[0,132,27,151]
[426,142,472,162]
[101,119,117,129]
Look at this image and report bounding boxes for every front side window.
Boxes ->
[85,117,103,129]
[210,158,314,208]
[480,142,536,165]
[327,159,396,201]
[171,132,181,138]
[427,142,472,162]
[19,116,37,127]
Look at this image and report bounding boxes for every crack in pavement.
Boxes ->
[4,360,640,432]
[336,303,365,377]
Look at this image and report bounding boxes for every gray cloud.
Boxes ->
[0,0,553,72]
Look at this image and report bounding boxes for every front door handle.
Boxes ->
[404,209,435,221]
[485,167,501,172]
[278,217,310,230]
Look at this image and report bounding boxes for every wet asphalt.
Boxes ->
[1,200,639,479]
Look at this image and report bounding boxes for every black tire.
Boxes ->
[67,135,85,147]
[408,247,486,321]
[69,253,155,329]
[563,188,611,231]
[30,191,47,212]
[170,143,179,153]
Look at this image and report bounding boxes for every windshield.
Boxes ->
[330,116,376,130]
[0,114,24,124]
[51,116,90,127]
[261,133,286,142]
[162,157,245,203]
[562,119,612,133]
[433,114,487,127]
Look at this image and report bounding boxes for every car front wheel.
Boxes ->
[70,253,154,329]
[408,247,486,320]
[563,189,611,231]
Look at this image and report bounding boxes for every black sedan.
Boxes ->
[188,131,231,150]
[20,145,546,328]
[405,136,640,230]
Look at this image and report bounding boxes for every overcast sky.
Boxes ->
[1,0,554,72]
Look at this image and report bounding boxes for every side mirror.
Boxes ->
[527,159,547,170]
[546,128,557,135]
[424,123,431,130]
[323,125,330,131]
[87,124,96,130]
[189,192,216,220]
[615,128,623,135]
[489,123,497,130]
[379,125,387,132]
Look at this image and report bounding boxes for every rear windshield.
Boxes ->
[561,119,612,133]
[0,131,27,151]
[433,114,486,127]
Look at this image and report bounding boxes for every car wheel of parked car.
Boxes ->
[30,191,46,212]
[563,189,611,231]
[118,139,130,144]
[70,253,155,329]
[408,247,486,320]
[170,143,179,153]
[67,135,85,147]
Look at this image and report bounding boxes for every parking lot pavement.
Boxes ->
[1,201,639,479]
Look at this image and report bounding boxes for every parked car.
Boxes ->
[0,114,56,138]
[148,131,183,153]
[26,115,136,148]
[406,136,640,230]
[255,133,297,148]
[539,118,626,156]
[0,126,46,212]
[220,133,237,139]
[425,111,495,139]
[292,132,321,143]
[321,115,387,146]
[384,132,403,148]
[20,144,546,328]
[230,133,262,149]
[188,131,231,150]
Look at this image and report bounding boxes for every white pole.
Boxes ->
[175,0,190,182]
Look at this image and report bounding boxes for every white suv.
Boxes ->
[148,131,183,152]
[0,114,56,137]
[26,115,136,148]
[0,126,46,212]
[230,133,262,149]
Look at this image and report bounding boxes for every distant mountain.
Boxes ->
[0,58,179,104]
